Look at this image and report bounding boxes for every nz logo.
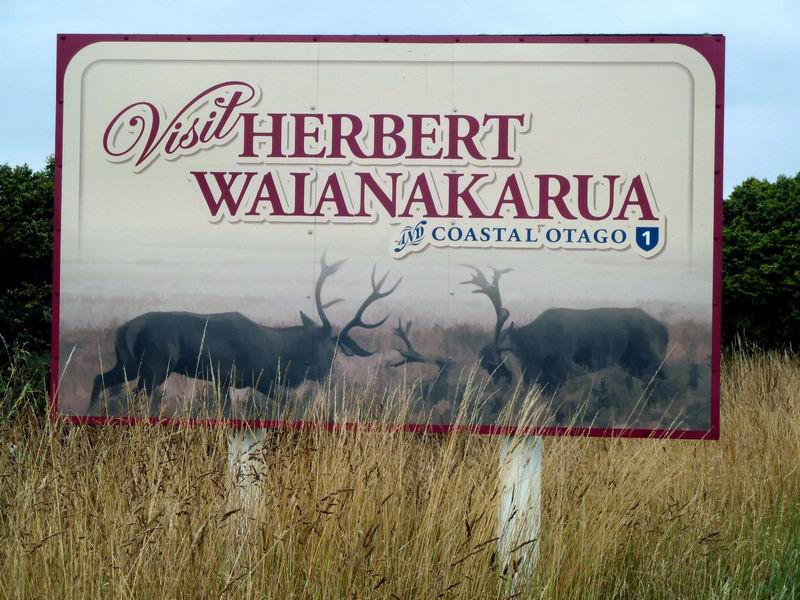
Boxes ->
[393,219,429,257]
[635,225,663,257]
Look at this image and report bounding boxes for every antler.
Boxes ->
[338,265,402,357]
[315,251,346,334]
[389,319,431,367]
[461,265,513,354]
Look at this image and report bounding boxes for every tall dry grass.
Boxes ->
[0,351,798,599]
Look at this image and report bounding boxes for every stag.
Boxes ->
[389,318,472,421]
[389,318,511,422]
[89,255,401,417]
[389,319,454,399]
[462,266,669,390]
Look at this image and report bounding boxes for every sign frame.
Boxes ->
[51,34,724,440]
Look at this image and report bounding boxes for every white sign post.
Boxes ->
[498,435,543,582]
[227,427,267,514]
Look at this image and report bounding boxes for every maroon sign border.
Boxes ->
[52,34,724,440]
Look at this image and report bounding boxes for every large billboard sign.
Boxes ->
[53,35,724,438]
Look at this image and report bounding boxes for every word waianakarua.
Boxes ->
[101,80,659,225]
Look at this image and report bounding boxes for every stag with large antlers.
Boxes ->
[461,265,515,385]
[389,318,459,415]
[462,265,669,390]
[390,319,452,372]
[388,315,516,423]
[89,254,401,417]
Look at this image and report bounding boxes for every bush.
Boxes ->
[0,158,53,356]
[723,173,800,350]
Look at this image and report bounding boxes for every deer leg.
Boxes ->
[134,372,168,418]
[649,348,669,380]
[89,362,127,414]
[540,369,562,391]
[622,345,665,381]
[221,386,252,419]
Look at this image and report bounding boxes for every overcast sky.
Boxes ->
[1,0,798,197]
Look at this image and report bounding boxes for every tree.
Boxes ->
[0,158,54,356]
[723,173,800,350]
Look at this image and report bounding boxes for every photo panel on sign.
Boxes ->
[52,37,720,437]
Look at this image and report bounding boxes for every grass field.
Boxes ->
[0,350,798,598]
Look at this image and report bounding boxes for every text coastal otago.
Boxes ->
[101,81,666,258]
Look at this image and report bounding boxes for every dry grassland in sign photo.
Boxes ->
[1,350,798,599]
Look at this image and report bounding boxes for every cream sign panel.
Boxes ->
[53,36,723,438]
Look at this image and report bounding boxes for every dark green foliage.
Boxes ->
[0,158,54,356]
[723,173,800,350]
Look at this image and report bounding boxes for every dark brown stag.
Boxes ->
[389,319,454,399]
[89,255,401,416]
[389,318,477,421]
[389,316,518,423]
[462,265,669,390]
[460,266,515,385]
